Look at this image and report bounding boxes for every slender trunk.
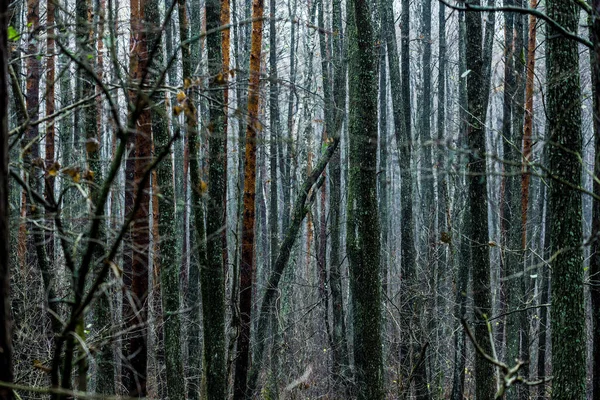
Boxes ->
[465,3,495,399]
[329,0,350,388]
[380,0,415,391]
[591,1,600,399]
[124,0,152,395]
[0,1,13,396]
[233,0,265,396]
[45,0,56,258]
[145,0,186,397]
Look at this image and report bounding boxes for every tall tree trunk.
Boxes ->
[591,1,600,399]
[451,10,469,400]
[501,5,524,399]
[124,0,152,395]
[347,1,383,399]
[400,0,410,144]
[203,1,228,398]
[547,1,586,399]
[267,0,281,393]
[233,0,265,396]
[0,2,13,396]
[380,0,415,392]
[45,0,56,258]
[329,0,350,389]
[465,3,495,400]
[146,0,186,397]
[176,1,205,398]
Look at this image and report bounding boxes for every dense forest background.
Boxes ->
[0,0,599,399]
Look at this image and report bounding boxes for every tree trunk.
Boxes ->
[329,0,350,389]
[146,0,186,397]
[124,0,152,395]
[233,0,265,396]
[465,3,495,399]
[0,2,13,396]
[347,1,383,399]
[590,1,600,399]
[203,1,228,398]
[547,1,586,399]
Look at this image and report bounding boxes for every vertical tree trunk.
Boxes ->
[124,0,152,395]
[233,0,265,397]
[329,0,350,389]
[0,2,13,396]
[590,1,600,400]
[380,0,415,392]
[400,0,410,144]
[203,1,228,398]
[347,1,383,399]
[178,0,206,396]
[45,0,56,258]
[465,3,495,400]
[144,0,186,397]
[547,1,586,399]
[501,5,524,399]
[267,0,281,393]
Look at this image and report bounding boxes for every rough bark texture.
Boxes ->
[547,1,586,399]
[591,1,600,399]
[146,0,186,397]
[380,0,415,390]
[347,1,383,399]
[233,0,265,397]
[329,0,350,388]
[204,1,228,398]
[465,3,495,400]
[125,0,152,395]
[45,0,56,258]
[0,1,13,396]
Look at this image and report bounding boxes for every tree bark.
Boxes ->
[233,0,265,396]
[0,1,13,396]
[203,0,228,398]
[145,0,186,397]
[547,1,586,399]
[465,3,495,399]
[590,1,600,399]
[347,1,383,399]
[124,0,153,395]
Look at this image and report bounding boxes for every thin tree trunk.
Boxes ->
[0,2,13,396]
[124,0,152,395]
[329,0,350,389]
[233,0,265,396]
[465,3,495,399]
[591,1,600,399]
[145,0,186,397]
[45,0,56,258]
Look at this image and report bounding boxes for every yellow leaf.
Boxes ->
[199,180,208,194]
[184,78,192,89]
[83,170,95,182]
[63,167,81,183]
[176,90,186,103]
[173,105,183,116]
[48,161,61,177]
